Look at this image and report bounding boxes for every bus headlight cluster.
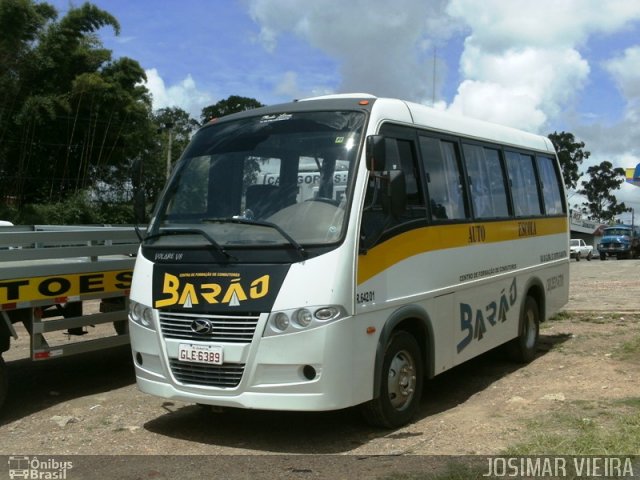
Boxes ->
[129,300,155,330]
[265,305,346,336]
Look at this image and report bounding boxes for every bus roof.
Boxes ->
[208,93,556,154]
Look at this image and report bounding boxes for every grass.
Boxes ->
[503,399,640,456]
[614,335,640,363]
[548,311,640,324]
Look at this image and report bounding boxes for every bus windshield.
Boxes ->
[147,110,365,249]
[604,227,631,237]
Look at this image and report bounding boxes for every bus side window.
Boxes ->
[505,151,542,217]
[463,144,509,219]
[419,137,469,221]
[536,155,565,214]
[360,137,424,248]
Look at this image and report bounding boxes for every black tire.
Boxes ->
[600,253,606,261]
[361,331,423,428]
[100,298,129,335]
[586,252,592,261]
[506,296,540,363]
[114,320,129,336]
[0,356,7,412]
[575,255,580,261]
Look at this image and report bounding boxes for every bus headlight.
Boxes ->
[293,308,312,327]
[273,312,290,331]
[264,305,347,336]
[129,300,155,330]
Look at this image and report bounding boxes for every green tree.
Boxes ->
[548,131,590,191]
[200,95,263,124]
[144,107,199,200]
[0,0,153,208]
[578,161,628,222]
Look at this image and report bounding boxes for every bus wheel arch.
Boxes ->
[361,306,431,428]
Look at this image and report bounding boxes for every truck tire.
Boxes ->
[575,254,580,261]
[0,356,7,411]
[114,320,129,336]
[600,253,606,261]
[586,251,592,261]
[100,297,129,335]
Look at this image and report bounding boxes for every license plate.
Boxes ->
[178,344,223,365]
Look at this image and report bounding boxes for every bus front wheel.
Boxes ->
[361,331,423,429]
[506,296,539,363]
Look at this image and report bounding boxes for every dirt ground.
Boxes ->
[1,259,639,478]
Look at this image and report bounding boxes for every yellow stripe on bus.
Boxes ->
[0,270,133,304]
[357,217,568,285]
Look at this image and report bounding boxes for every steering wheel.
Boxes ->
[306,197,340,206]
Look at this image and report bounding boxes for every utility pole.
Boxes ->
[164,122,174,180]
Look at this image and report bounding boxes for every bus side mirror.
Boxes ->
[366,135,386,171]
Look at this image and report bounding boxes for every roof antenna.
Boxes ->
[432,46,437,106]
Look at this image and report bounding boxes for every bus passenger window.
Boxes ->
[505,152,542,216]
[419,137,468,221]
[463,144,509,219]
[537,155,565,214]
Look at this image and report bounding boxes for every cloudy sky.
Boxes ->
[49,0,640,219]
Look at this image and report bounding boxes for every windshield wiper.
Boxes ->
[202,217,307,260]
[142,227,236,260]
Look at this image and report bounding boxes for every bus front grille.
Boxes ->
[169,359,245,388]
[159,311,260,343]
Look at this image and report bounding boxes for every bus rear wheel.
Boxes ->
[506,296,539,363]
[361,331,423,429]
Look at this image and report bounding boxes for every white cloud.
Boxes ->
[448,80,547,131]
[578,46,640,170]
[274,71,299,98]
[444,0,640,132]
[447,47,589,130]
[144,68,213,118]
[605,46,640,123]
[246,0,640,133]
[448,0,640,50]
[246,0,460,102]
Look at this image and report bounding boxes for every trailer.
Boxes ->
[0,225,140,410]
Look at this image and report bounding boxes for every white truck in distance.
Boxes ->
[570,239,593,261]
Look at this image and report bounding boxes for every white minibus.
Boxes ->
[129,94,569,427]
